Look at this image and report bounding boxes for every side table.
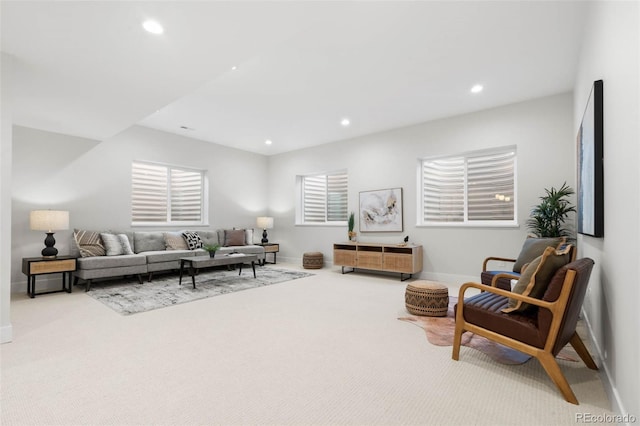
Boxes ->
[257,243,279,265]
[21,255,77,298]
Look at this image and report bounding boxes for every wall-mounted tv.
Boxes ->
[577,79,604,238]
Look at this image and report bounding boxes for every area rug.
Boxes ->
[398,297,577,365]
[87,267,313,315]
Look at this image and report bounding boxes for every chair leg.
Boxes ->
[85,279,92,292]
[452,320,465,361]
[569,332,598,370]
[537,352,579,405]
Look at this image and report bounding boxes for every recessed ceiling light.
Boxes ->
[470,84,483,94]
[231,66,237,71]
[340,118,350,127]
[265,140,273,145]
[143,20,164,35]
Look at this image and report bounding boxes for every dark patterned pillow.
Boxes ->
[74,229,106,257]
[182,231,204,250]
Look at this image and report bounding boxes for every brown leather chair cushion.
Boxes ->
[455,292,545,349]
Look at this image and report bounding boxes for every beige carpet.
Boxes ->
[2,263,613,425]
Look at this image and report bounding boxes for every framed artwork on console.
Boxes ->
[576,79,604,237]
[359,187,403,232]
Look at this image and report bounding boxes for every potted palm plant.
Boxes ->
[348,212,357,241]
[527,182,576,239]
[203,243,221,258]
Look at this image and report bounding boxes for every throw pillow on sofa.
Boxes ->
[224,229,246,246]
[74,229,106,257]
[182,231,204,250]
[100,233,135,256]
[164,232,188,250]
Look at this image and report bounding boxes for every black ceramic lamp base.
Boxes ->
[261,229,269,244]
[41,232,58,258]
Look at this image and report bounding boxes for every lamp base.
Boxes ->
[261,229,269,244]
[41,232,58,258]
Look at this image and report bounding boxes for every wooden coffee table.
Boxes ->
[178,254,258,289]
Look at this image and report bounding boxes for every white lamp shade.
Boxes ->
[30,210,69,232]
[256,216,274,229]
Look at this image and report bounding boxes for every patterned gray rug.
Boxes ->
[86,267,313,315]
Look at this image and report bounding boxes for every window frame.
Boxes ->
[295,169,349,226]
[131,160,209,227]
[417,146,518,228]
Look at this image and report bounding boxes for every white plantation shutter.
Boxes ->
[467,151,515,221]
[132,162,204,225]
[170,168,203,222]
[421,147,516,225]
[422,157,465,222]
[301,171,348,224]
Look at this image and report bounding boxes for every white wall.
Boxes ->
[268,93,575,284]
[1,53,14,343]
[10,125,269,293]
[574,1,639,419]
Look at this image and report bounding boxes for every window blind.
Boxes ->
[302,171,348,224]
[421,148,515,224]
[132,162,204,224]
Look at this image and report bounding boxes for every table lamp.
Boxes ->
[256,216,274,243]
[30,210,69,258]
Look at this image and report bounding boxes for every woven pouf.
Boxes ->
[303,252,323,269]
[405,280,449,317]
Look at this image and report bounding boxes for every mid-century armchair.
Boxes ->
[454,257,597,404]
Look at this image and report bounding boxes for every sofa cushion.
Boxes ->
[101,233,135,256]
[182,231,204,250]
[74,229,106,257]
[133,231,166,253]
[504,245,572,313]
[197,231,219,247]
[164,232,188,250]
[145,250,195,264]
[224,229,246,246]
[512,236,566,273]
[77,254,146,270]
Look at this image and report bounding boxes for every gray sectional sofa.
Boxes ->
[71,229,265,290]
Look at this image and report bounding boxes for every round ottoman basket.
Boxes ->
[303,252,323,269]
[405,280,449,317]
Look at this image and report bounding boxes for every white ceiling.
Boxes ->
[1,1,587,156]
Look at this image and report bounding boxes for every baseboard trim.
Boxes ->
[581,307,630,423]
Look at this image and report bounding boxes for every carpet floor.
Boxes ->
[86,267,313,315]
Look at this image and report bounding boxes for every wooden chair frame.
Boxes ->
[452,268,598,405]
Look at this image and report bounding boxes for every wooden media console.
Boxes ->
[333,242,423,281]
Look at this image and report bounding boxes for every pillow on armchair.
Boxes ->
[512,236,566,273]
[503,244,572,313]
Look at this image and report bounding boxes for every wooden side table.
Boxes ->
[258,243,279,265]
[21,255,77,298]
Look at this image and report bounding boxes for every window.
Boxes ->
[419,147,517,226]
[132,161,206,226]
[296,170,348,225]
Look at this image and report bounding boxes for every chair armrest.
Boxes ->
[458,282,555,311]
[482,256,516,272]
[490,272,520,288]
